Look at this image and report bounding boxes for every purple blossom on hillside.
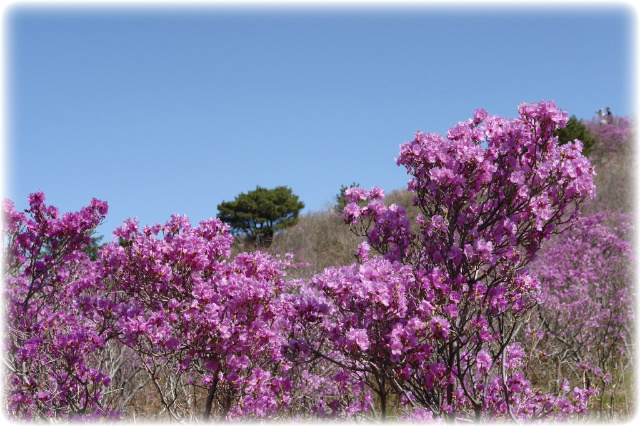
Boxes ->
[334,100,599,421]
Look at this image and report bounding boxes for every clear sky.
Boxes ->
[3,1,637,239]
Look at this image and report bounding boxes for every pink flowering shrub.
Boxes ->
[91,214,298,421]
[328,101,598,421]
[284,280,376,420]
[525,212,634,419]
[3,192,116,420]
[290,257,415,420]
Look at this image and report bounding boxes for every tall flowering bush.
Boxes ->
[310,101,598,421]
[89,214,298,421]
[3,192,115,420]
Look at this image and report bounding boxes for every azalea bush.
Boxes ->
[3,192,115,420]
[524,211,634,420]
[91,215,302,421]
[311,100,599,421]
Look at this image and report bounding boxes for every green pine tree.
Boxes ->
[217,186,305,248]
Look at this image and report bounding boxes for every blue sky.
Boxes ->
[4,2,637,239]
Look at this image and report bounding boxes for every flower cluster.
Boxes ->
[93,214,298,420]
[3,192,115,420]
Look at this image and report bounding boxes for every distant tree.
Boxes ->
[217,186,305,247]
[554,115,597,157]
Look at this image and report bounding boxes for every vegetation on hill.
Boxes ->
[4,106,634,422]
